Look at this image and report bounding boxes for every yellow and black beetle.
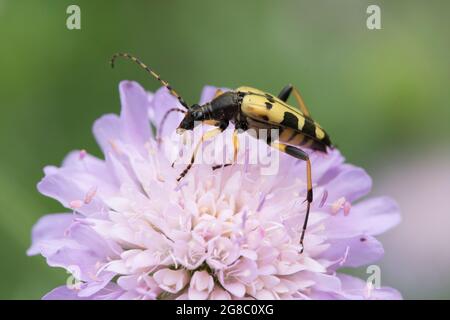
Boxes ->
[111,53,333,253]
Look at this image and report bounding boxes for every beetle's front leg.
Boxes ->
[212,120,247,171]
[177,121,228,181]
[232,128,240,163]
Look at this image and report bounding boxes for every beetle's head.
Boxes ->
[176,104,204,134]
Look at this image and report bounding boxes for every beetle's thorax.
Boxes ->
[206,91,241,122]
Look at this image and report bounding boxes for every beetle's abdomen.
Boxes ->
[279,128,329,152]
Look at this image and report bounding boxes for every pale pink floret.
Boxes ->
[188,271,215,300]
[153,268,189,294]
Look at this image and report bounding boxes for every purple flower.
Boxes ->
[28,81,401,300]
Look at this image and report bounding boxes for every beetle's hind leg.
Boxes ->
[270,142,313,253]
[277,84,311,118]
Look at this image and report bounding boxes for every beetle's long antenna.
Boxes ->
[111,53,189,110]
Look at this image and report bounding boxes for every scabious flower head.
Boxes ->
[28,81,401,299]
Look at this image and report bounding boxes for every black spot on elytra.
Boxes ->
[280,112,299,129]
[261,115,270,121]
[265,102,273,110]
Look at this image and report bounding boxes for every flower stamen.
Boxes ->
[84,186,97,204]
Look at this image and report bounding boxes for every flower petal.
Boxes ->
[27,213,73,256]
[43,283,123,300]
[338,274,402,300]
[119,81,151,150]
[198,85,230,105]
[37,169,107,216]
[325,197,401,238]
[325,166,372,203]
[93,114,122,154]
[323,235,384,268]
[29,214,118,282]
[148,86,184,137]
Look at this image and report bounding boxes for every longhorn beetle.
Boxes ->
[111,53,333,253]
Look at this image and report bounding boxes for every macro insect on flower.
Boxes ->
[28,55,402,299]
[110,53,333,253]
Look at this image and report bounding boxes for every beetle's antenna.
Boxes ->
[111,53,189,110]
[157,108,186,142]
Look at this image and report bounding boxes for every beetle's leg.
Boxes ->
[271,142,312,253]
[232,128,240,162]
[202,120,221,127]
[213,89,224,99]
[277,84,293,102]
[157,108,186,144]
[177,122,228,181]
[277,84,311,118]
[211,128,239,171]
[212,163,232,170]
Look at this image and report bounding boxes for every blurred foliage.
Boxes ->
[0,0,449,299]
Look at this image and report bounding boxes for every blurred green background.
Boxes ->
[0,0,449,299]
